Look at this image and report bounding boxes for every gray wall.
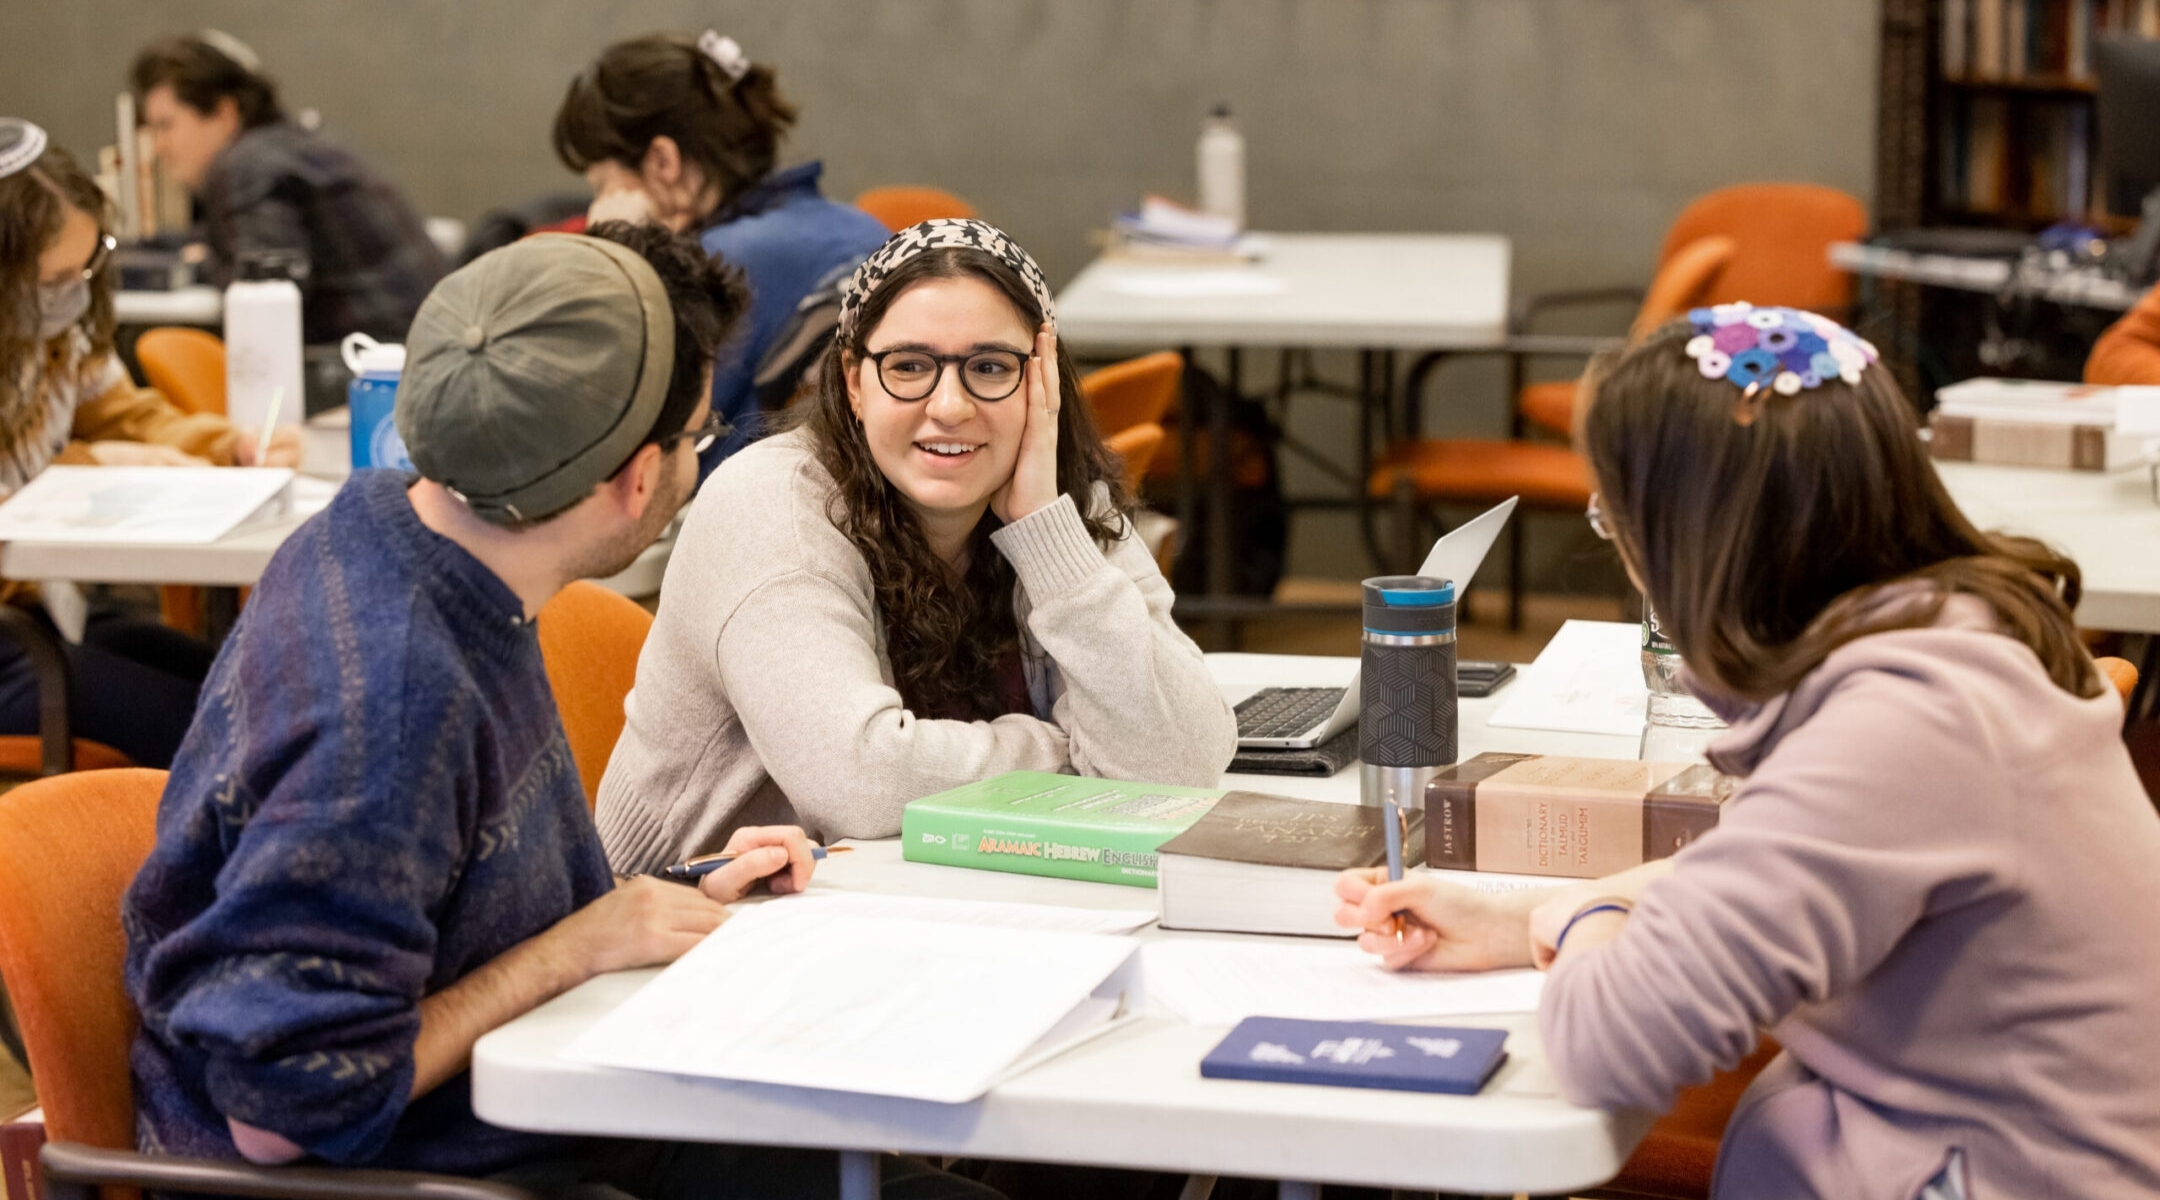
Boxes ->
[0,0,1882,581]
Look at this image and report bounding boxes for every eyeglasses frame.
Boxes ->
[863,347,1029,403]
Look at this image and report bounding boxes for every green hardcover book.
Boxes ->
[901,771,1227,888]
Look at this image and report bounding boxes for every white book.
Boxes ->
[0,467,294,545]
[1936,378,2160,426]
[566,896,1142,1104]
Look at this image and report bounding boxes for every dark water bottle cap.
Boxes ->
[1362,575,1456,634]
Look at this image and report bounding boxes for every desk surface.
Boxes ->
[1055,233,1513,350]
[474,654,1650,1196]
[0,412,673,598]
[1936,460,2160,633]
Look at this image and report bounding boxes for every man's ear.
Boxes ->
[611,441,667,522]
[212,96,242,132]
[641,136,685,188]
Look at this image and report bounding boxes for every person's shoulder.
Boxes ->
[701,184,888,269]
[678,428,862,587]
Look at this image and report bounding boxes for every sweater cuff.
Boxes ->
[991,493,1102,597]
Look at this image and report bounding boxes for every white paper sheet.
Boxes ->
[786,889,1156,934]
[1141,939,1543,1026]
[1486,619,1648,737]
[566,901,1139,1103]
[0,466,293,544]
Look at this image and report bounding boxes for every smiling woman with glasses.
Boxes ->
[593,218,1237,876]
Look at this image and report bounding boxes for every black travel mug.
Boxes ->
[1359,575,1459,811]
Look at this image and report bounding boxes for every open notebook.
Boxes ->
[0,466,294,544]
[565,892,1147,1104]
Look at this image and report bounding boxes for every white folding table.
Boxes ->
[473,653,1652,1200]
[1934,460,2160,635]
[1055,235,1514,629]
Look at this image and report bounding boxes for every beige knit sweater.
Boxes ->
[596,428,1237,871]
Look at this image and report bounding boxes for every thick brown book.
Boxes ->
[1156,792,1425,937]
[0,1106,42,1200]
[1426,754,1732,879]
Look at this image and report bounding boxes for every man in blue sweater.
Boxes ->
[122,226,996,1200]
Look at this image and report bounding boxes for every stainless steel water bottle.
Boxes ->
[1359,575,1459,811]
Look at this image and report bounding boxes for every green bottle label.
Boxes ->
[1642,607,1678,656]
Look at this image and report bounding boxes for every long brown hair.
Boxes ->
[783,247,1133,720]
[552,33,797,224]
[1579,316,2097,702]
[0,139,117,395]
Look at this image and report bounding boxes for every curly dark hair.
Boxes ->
[782,247,1134,721]
[0,139,117,402]
[582,220,748,465]
[128,35,284,128]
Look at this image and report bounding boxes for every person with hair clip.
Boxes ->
[552,29,890,472]
[1336,306,2160,1199]
[129,30,445,343]
[597,219,1237,871]
[0,117,299,768]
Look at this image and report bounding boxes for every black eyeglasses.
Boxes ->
[660,411,728,456]
[865,348,1027,402]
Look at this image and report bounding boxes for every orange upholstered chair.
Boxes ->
[1080,351,1182,437]
[1515,236,1737,438]
[1103,423,1166,495]
[536,581,654,808]
[0,768,536,1200]
[2098,655,2140,703]
[131,328,226,417]
[852,186,979,233]
[1660,183,1868,316]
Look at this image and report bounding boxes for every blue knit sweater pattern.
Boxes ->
[123,469,613,1174]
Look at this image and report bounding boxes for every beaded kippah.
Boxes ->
[0,118,48,180]
[1683,303,1878,398]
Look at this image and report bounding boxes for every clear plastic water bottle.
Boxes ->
[1639,606,1725,762]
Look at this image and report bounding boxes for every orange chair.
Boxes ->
[1103,423,1166,495]
[131,328,226,417]
[2098,655,2140,705]
[1080,351,1182,437]
[852,186,979,233]
[1661,183,1869,315]
[1516,235,1737,437]
[0,768,534,1200]
[536,581,654,809]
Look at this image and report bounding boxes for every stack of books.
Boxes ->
[1104,196,1257,264]
[1930,379,2160,472]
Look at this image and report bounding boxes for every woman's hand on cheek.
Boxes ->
[991,324,1062,525]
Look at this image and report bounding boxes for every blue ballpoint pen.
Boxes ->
[659,845,849,881]
[1382,800,1407,939]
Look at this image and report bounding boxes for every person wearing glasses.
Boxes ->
[0,118,300,767]
[1337,307,2160,1199]
[597,220,1237,870]
[551,30,892,473]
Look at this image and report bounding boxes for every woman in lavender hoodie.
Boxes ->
[1337,306,2160,1200]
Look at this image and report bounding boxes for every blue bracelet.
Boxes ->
[1553,900,1634,956]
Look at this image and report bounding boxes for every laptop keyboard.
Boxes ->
[1235,687,1347,740]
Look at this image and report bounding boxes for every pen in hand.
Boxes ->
[659,844,850,882]
[1382,800,1408,940]
[255,387,284,468]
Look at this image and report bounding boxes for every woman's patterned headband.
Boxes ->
[838,219,1057,340]
[1682,304,1880,426]
[0,118,48,180]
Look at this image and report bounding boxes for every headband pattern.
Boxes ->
[697,31,750,83]
[0,119,48,180]
[838,219,1057,339]
[1684,303,1878,397]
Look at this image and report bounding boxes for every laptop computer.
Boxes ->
[1232,497,1517,750]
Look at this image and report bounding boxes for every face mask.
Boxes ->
[35,277,90,341]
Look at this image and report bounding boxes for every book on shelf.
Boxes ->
[1156,792,1425,938]
[901,771,1228,887]
[1426,753,1733,880]
[1200,1018,1510,1096]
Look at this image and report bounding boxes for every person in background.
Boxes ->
[129,30,446,344]
[0,117,299,767]
[1338,306,2160,1199]
[598,220,1237,872]
[552,29,890,472]
[124,223,996,1200]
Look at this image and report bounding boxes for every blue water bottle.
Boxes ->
[341,332,411,470]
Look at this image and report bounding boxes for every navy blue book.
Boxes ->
[1200,1018,1508,1095]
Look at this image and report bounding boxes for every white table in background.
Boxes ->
[473,653,1651,1200]
[1936,460,2160,634]
[0,410,676,609]
[1054,234,1513,626]
[114,285,223,327]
